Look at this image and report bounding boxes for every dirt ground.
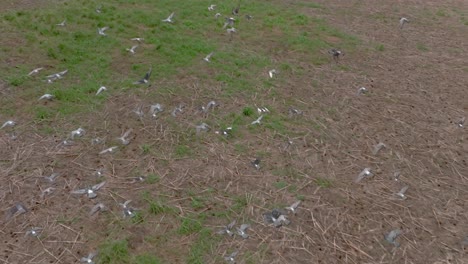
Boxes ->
[1,0,467,263]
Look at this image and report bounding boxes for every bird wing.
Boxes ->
[71,188,87,194]
[291,200,301,209]
[144,68,152,81]
[227,220,236,229]
[240,224,250,231]
[399,185,409,195]
[92,181,106,191]
[168,12,174,19]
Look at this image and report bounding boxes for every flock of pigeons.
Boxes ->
[1,2,466,263]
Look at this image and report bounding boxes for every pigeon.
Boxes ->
[226,27,237,34]
[217,220,236,236]
[99,146,118,155]
[134,67,152,84]
[257,107,269,114]
[273,215,291,227]
[328,49,343,62]
[44,172,60,182]
[98,26,109,36]
[149,103,164,117]
[162,12,175,23]
[395,186,409,200]
[28,67,43,76]
[285,201,301,215]
[372,142,386,155]
[232,4,240,15]
[131,37,144,42]
[91,138,103,145]
[288,108,303,116]
[355,168,373,183]
[5,203,28,220]
[61,139,74,146]
[1,120,16,129]
[399,17,409,29]
[81,252,97,264]
[268,69,277,78]
[208,5,216,11]
[96,86,107,95]
[46,69,68,81]
[171,104,184,117]
[129,176,146,183]
[56,19,66,26]
[357,87,368,95]
[251,115,263,125]
[236,224,250,239]
[89,203,106,216]
[95,5,102,13]
[126,45,138,54]
[224,251,238,263]
[94,169,105,178]
[39,94,54,100]
[392,171,401,182]
[457,117,465,128]
[71,181,106,199]
[117,129,132,145]
[133,105,144,118]
[25,227,42,237]
[203,52,214,62]
[223,17,235,29]
[196,123,210,134]
[245,15,253,20]
[120,200,132,209]
[70,127,85,139]
[201,100,217,113]
[215,13,222,19]
[251,158,261,170]
[216,126,233,137]
[121,200,137,218]
[40,187,55,199]
[264,209,287,225]
[384,229,402,247]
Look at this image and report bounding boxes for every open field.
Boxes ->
[1,0,467,263]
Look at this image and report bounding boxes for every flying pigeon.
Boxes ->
[399,17,409,29]
[372,142,386,155]
[196,123,210,134]
[245,15,253,20]
[70,127,85,139]
[457,117,465,128]
[328,49,343,62]
[392,171,401,182]
[288,108,303,116]
[208,5,216,11]
[99,146,118,155]
[268,69,277,78]
[224,251,238,263]
[39,94,54,100]
[44,172,60,183]
[133,105,144,118]
[171,104,184,117]
[25,227,42,237]
[91,138,103,145]
[40,187,55,199]
[251,115,263,125]
[223,17,235,29]
[236,224,250,239]
[117,129,132,145]
[226,27,237,34]
[257,107,269,114]
[384,229,402,247]
[232,4,240,15]
[251,158,261,170]
[89,203,106,216]
[162,12,175,23]
[285,201,301,215]
[98,26,109,36]
[395,186,409,200]
[28,67,44,76]
[96,86,107,95]
[126,45,138,54]
[121,201,137,218]
[56,19,66,26]
[149,103,164,117]
[203,52,214,62]
[357,87,368,95]
[217,220,236,236]
[355,168,373,183]
[215,13,222,19]
[134,67,152,84]
[46,69,68,82]
[94,169,105,178]
[263,209,290,227]
[5,203,28,220]
[81,252,97,264]
[201,100,217,113]
[95,5,102,13]
[131,38,144,42]
[1,120,16,129]
[71,181,106,199]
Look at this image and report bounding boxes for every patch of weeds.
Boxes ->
[135,255,163,264]
[242,107,254,116]
[315,177,332,188]
[187,228,217,264]
[234,143,248,154]
[6,75,27,86]
[178,214,204,235]
[34,106,53,121]
[131,211,144,224]
[190,196,206,210]
[232,195,248,212]
[274,181,288,189]
[98,239,131,264]
[140,144,151,154]
[264,115,288,134]
[175,144,192,158]
[375,43,385,51]
[296,194,305,201]
[416,43,429,51]
[146,198,174,215]
[287,185,297,193]
[146,173,160,184]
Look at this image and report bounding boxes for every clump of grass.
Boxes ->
[375,43,385,51]
[147,199,174,215]
[135,255,163,264]
[416,43,429,51]
[178,214,203,235]
[140,144,151,154]
[242,107,254,116]
[98,239,131,264]
[232,195,248,212]
[187,228,217,264]
[146,173,160,184]
[175,145,192,157]
[315,177,332,188]
[273,181,288,189]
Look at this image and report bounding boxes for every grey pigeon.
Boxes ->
[1,120,16,129]
[70,127,85,139]
[25,227,43,237]
[224,251,238,263]
[98,26,109,36]
[236,224,250,239]
[384,229,402,247]
[251,158,261,170]
[395,186,409,200]
[39,94,54,101]
[5,203,28,220]
[399,17,409,29]
[81,252,97,264]
[355,168,373,183]
[285,201,301,215]
[134,67,152,84]
[328,49,343,62]
[251,115,263,125]
[162,12,175,23]
[44,172,60,182]
[217,220,236,236]
[56,19,66,26]
[223,17,235,29]
[71,181,106,199]
[196,123,210,134]
[357,87,368,95]
[89,203,106,216]
[372,142,386,155]
[28,67,44,76]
